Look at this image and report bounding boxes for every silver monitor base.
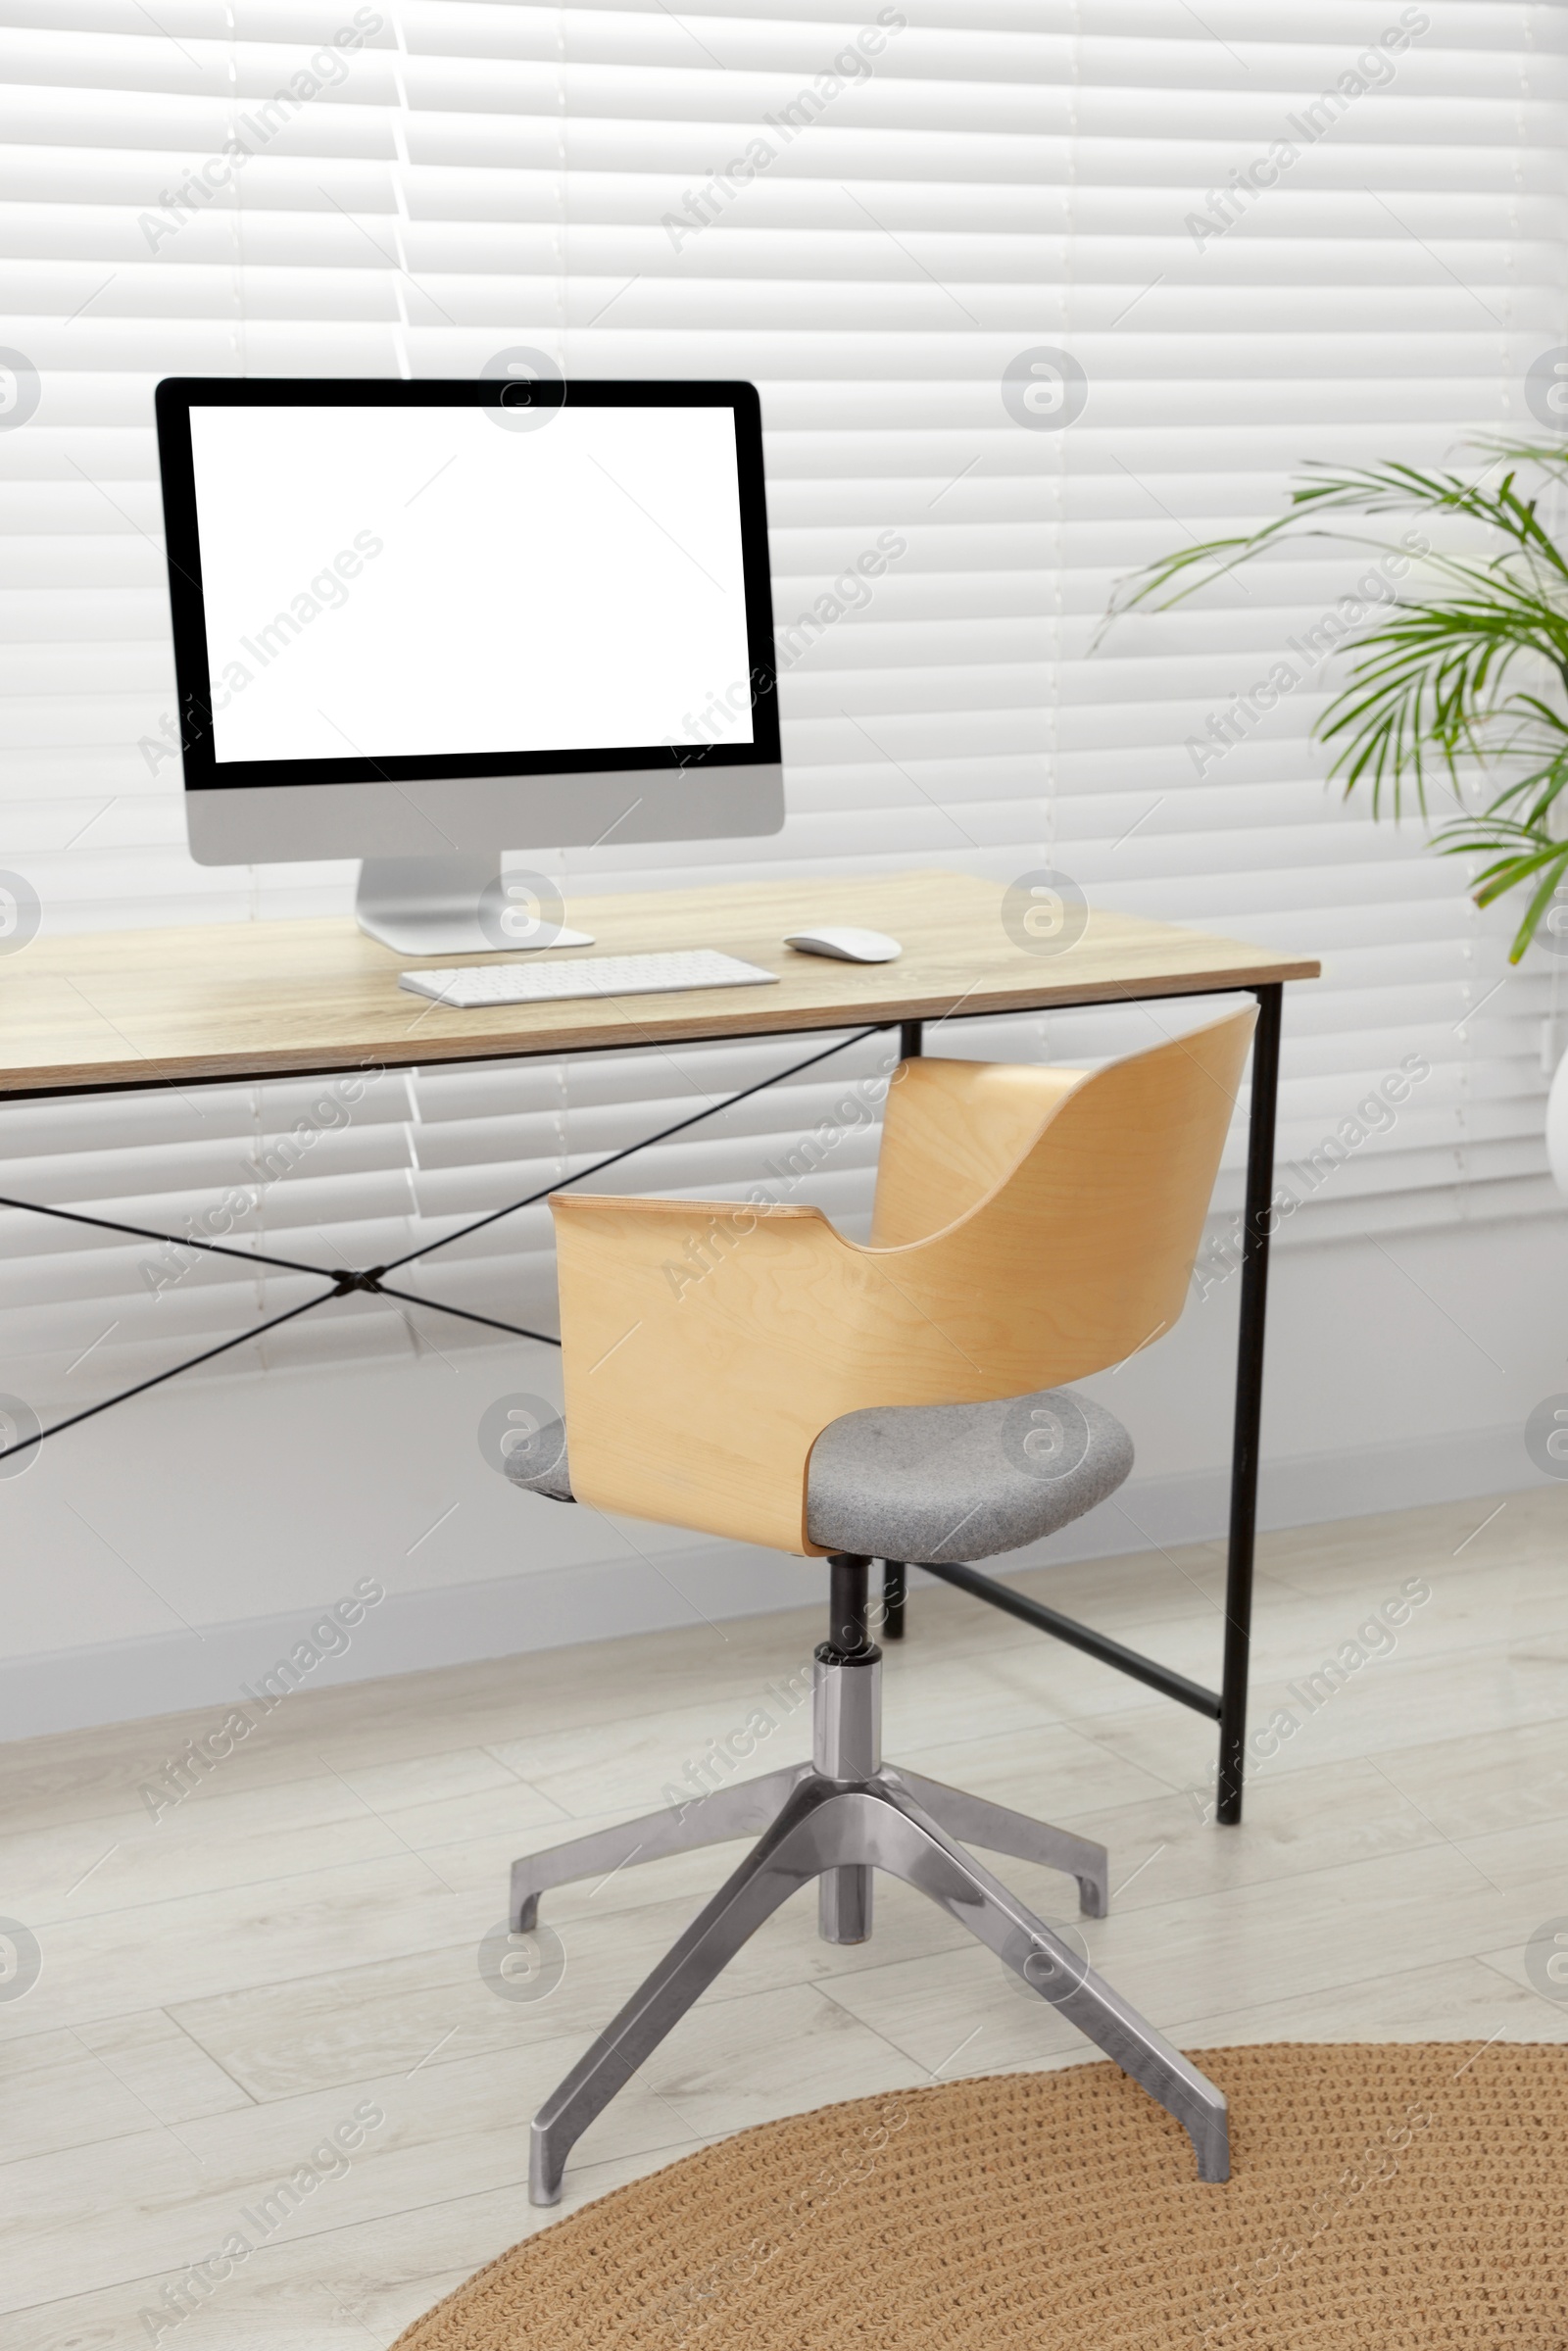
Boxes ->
[355,855,592,958]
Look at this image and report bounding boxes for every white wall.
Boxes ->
[4,1205,1559,1739]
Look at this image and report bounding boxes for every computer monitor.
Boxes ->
[154,378,784,953]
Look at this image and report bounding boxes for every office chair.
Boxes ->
[507,1004,1257,2203]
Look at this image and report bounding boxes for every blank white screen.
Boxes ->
[187,403,756,765]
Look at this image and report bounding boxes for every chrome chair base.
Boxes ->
[511,1633,1229,2204]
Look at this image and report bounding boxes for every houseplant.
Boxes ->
[1106,437,1568,963]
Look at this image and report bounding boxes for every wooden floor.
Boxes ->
[5,1485,1567,2347]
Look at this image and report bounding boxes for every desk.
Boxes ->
[0,868,1318,1819]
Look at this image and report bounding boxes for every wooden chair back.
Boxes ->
[551,1002,1257,1553]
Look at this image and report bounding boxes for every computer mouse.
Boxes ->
[784,926,903,964]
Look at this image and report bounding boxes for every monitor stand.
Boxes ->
[355,855,503,956]
[354,854,593,958]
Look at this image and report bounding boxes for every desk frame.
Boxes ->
[0,972,1283,1827]
[893,983,1279,1827]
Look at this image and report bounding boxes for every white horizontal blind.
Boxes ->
[0,1,1564,1417]
[0,1032,904,1402]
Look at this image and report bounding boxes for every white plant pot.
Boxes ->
[1547,1045,1568,1195]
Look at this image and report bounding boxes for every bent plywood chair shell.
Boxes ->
[550,1002,1257,1556]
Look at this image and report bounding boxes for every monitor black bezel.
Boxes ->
[154,377,781,793]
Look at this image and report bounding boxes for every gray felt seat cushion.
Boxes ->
[804,1387,1132,1564]
[503,1414,574,1503]
[509,1386,1132,1567]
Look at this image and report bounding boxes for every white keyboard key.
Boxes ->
[399,949,780,1008]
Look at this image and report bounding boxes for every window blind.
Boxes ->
[0,0,1562,1419]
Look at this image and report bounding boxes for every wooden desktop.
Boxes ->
[0,868,1317,1095]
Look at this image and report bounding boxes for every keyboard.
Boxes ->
[399,949,780,1009]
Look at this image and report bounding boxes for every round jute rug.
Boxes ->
[393,2044,1568,2348]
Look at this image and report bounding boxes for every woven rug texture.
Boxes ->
[392,2043,1568,2348]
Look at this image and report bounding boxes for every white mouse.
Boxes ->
[784,926,903,964]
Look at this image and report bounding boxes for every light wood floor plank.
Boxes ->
[4,1485,1565,2348]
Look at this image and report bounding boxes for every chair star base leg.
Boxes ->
[519,1764,1227,2204]
[513,1573,1226,2207]
[510,1763,808,1934]
[890,1765,1109,1920]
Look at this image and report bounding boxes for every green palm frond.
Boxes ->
[1105,438,1568,957]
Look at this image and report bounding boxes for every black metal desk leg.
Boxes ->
[1216,983,1283,1826]
[880,1030,920,1644]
